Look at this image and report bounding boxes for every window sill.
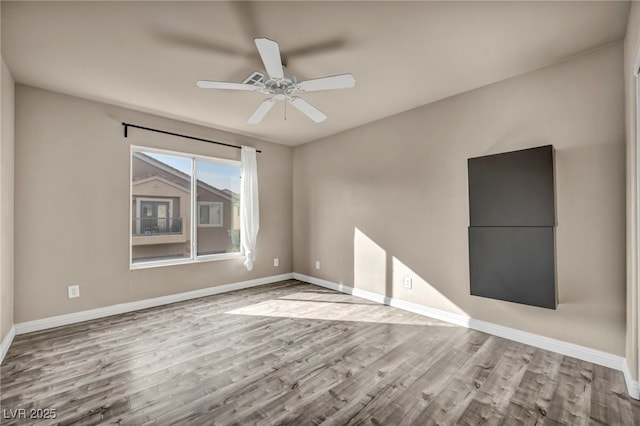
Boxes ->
[130,253,244,270]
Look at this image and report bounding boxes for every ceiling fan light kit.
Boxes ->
[197,38,356,124]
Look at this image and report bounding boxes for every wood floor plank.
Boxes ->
[545,356,593,426]
[138,323,428,425]
[43,317,340,425]
[366,343,478,425]
[2,314,280,394]
[199,324,413,424]
[275,327,432,426]
[455,342,536,425]
[328,328,471,426]
[496,348,563,425]
[2,281,301,380]
[6,280,300,356]
[1,280,637,426]
[589,364,634,426]
[2,314,291,405]
[124,320,390,424]
[407,335,511,425]
[258,328,456,425]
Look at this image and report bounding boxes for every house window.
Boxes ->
[198,202,223,227]
[131,147,241,267]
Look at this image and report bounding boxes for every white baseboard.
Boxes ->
[15,273,294,335]
[292,272,640,400]
[0,325,16,364]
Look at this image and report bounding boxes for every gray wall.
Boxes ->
[13,85,292,323]
[6,28,629,364]
[624,1,640,381]
[0,57,15,341]
[293,42,626,355]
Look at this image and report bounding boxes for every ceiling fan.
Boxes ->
[197,38,356,124]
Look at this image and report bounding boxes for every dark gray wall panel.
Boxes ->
[469,226,556,309]
[468,145,555,226]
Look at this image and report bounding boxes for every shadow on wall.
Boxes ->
[353,228,468,317]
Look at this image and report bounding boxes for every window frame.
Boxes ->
[130,145,242,269]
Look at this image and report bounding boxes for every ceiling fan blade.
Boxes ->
[297,74,356,92]
[197,80,260,91]
[298,74,356,92]
[255,38,284,79]
[288,96,327,123]
[247,98,277,125]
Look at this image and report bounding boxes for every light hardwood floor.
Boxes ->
[1,279,638,425]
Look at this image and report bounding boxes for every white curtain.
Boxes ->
[241,146,260,271]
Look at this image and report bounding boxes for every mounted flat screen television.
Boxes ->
[467,145,556,309]
[468,145,555,227]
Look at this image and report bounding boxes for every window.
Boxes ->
[198,202,223,227]
[131,147,241,267]
[136,198,176,235]
[195,158,240,257]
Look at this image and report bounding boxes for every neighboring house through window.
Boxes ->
[131,147,241,267]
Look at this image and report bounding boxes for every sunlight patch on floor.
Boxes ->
[278,291,379,305]
[225,298,455,326]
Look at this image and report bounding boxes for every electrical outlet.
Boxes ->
[68,285,80,299]
[403,276,412,289]
[315,261,320,270]
[274,258,279,267]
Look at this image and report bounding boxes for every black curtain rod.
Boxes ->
[122,122,262,153]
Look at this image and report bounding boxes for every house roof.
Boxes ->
[133,152,238,202]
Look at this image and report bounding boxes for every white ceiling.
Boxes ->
[1,1,630,146]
